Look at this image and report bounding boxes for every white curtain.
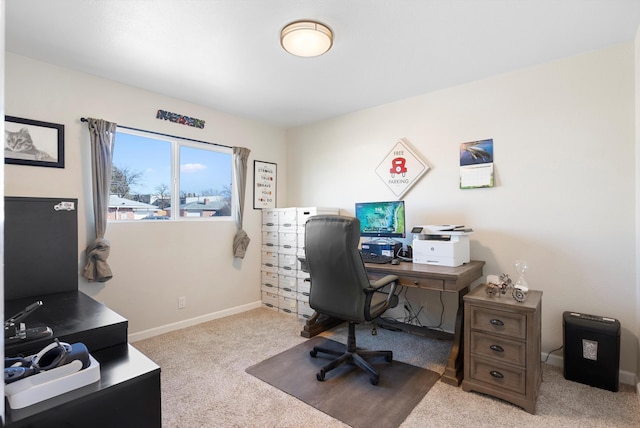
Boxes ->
[232,146,251,258]
[82,118,117,282]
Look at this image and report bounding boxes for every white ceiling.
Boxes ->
[5,1,640,128]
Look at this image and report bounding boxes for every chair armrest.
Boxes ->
[365,275,399,292]
[363,275,399,321]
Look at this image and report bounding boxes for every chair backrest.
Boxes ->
[304,215,371,322]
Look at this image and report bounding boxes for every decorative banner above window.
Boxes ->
[375,138,429,199]
[459,138,494,189]
[156,109,205,129]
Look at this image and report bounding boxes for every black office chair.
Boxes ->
[304,215,399,385]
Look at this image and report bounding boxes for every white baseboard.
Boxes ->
[128,300,262,343]
[543,352,637,387]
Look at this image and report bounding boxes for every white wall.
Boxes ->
[4,42,639,379]
[4,53,287,337]
[286,43,638,375]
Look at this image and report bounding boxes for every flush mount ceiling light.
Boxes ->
[280,20,333,57]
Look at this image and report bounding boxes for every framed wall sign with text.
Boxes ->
[253,160,277,209]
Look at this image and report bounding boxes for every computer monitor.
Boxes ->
[355,200,406,239]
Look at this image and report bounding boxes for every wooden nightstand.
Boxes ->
[461,285,543,414]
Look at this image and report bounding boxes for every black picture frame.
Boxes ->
[253,160,277,209]
[4,115,65,168]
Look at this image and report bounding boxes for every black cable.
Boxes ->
[380,286,445,332]
[422,290,445,330]
[377,317,404,332]
[542,345,564,363]
[402,299,424,327]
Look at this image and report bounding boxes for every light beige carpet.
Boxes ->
[246,336,440,428]
[133,308,640,427]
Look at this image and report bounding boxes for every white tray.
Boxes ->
[5,355,101,409]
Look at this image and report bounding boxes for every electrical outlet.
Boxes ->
[178,296,186,309]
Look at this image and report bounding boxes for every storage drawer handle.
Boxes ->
[489,344,504,352]
[489,370,504,379]
[489,319,504,326]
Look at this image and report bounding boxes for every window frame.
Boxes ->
[110,127,234,222]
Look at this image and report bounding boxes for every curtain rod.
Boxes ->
[80,117,232,150]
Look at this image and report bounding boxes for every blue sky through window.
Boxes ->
[113,131,231,197]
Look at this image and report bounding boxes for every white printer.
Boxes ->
[411,225,472,267]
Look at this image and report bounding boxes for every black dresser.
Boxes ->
[4,197,161,427]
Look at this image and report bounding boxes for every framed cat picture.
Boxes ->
[5,115,64,168]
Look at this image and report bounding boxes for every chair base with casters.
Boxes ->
[310,321,393,385]
[302,215,399,386]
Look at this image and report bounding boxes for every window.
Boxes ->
[109,129,232,221]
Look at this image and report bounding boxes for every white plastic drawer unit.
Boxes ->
[297,301,315,319]
[278,245,297,255]
[261,250,278,267]
[262,291,279,308]
[261,283,278,293]
[278,288,297,300]
[278,274,297,292]
[261,223,278,233]
[278,231,297,248]
[278,208,298,226]
[260,263,278,274]
[297,278,311,295]
[261,271,278,288]
[262,208,279,225]
[262,231,279,247]
[278,252,298,266]
[297,269,310,280]
[263,303,278,312]
[278,295,298,314]
[296,207,340,226]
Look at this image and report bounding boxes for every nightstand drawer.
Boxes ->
[469,306,527,339]
[470,331,526,366]
[468,356,526,394]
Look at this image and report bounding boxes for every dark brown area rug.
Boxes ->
[246,336,440,428]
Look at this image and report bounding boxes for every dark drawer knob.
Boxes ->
[489,344,504,352]
[489,319,504,326]
[490,370,504,379]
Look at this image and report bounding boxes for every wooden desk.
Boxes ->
[301,260,485,386]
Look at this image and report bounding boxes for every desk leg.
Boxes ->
[300,312,343,338]
[441,286,469,386]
